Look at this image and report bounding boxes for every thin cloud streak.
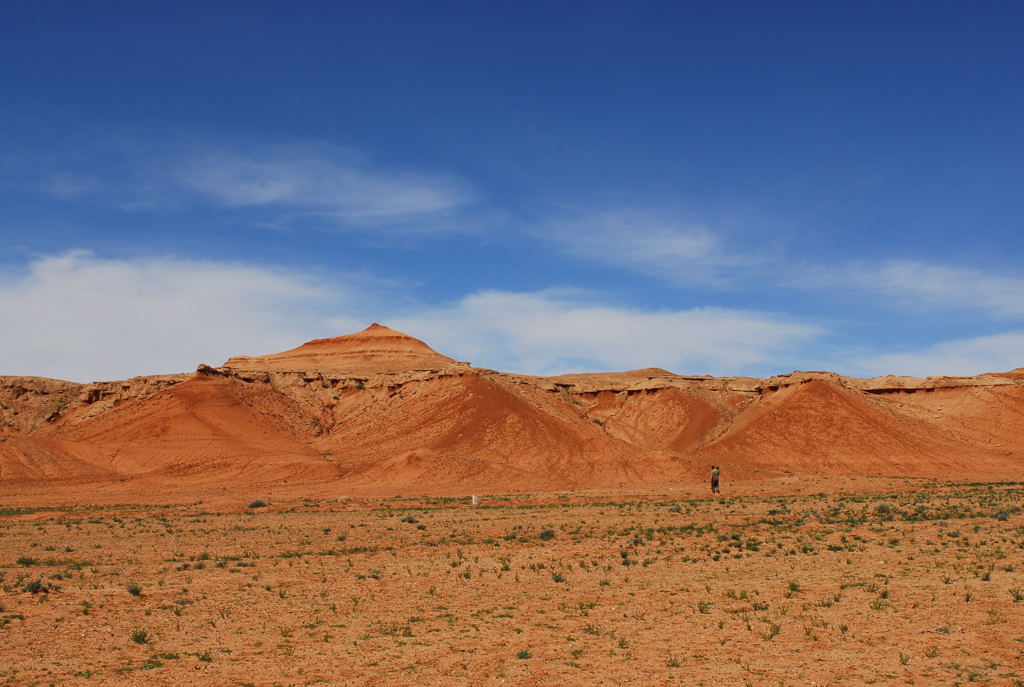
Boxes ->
[539,210,759,287]
[541,209,1024,322]
[391,289,823,376]
[174,144,476,221]
[853,330,1024,377]
[23,139,478,231]
[805,259,1024,319]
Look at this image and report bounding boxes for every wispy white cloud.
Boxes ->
[13,250,1019,384]
[0,251,361,382]
[390,289,822,376]
[853,330,1024,377]
[22,139,477,231]
[538,209,763,287]
[806,259,1024,319]
[173,144,476,222]
[0,252,825,382]
[541,209,1024,321]
[43,171,102,200]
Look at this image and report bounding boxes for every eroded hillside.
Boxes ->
[2,324,1022,493]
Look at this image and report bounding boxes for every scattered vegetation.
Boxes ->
[1,481,1021,683]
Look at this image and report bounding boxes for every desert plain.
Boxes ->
[2,480,1024,686]
[2,324,1023,685]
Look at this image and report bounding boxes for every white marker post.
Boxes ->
[471,495,479,506]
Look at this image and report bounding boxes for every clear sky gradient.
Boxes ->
[2,1,1022,382]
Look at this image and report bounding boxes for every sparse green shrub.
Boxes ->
[248,500,269,509]
[22,579,59,594]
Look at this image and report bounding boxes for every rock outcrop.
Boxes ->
[223,323,470,375]
[1,324,1022,492]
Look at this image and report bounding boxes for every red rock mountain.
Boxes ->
[1,324,1022,496]
[224,323,466,375]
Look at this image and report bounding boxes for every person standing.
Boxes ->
[710,465,720,494]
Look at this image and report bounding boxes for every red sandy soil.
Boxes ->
[1,482,1022,686]
[1,323,1022,503]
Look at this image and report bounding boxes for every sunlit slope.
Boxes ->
[695,379,1021,478]
[41,373,335,483]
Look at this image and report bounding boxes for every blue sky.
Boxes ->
[1,1,1022,382]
